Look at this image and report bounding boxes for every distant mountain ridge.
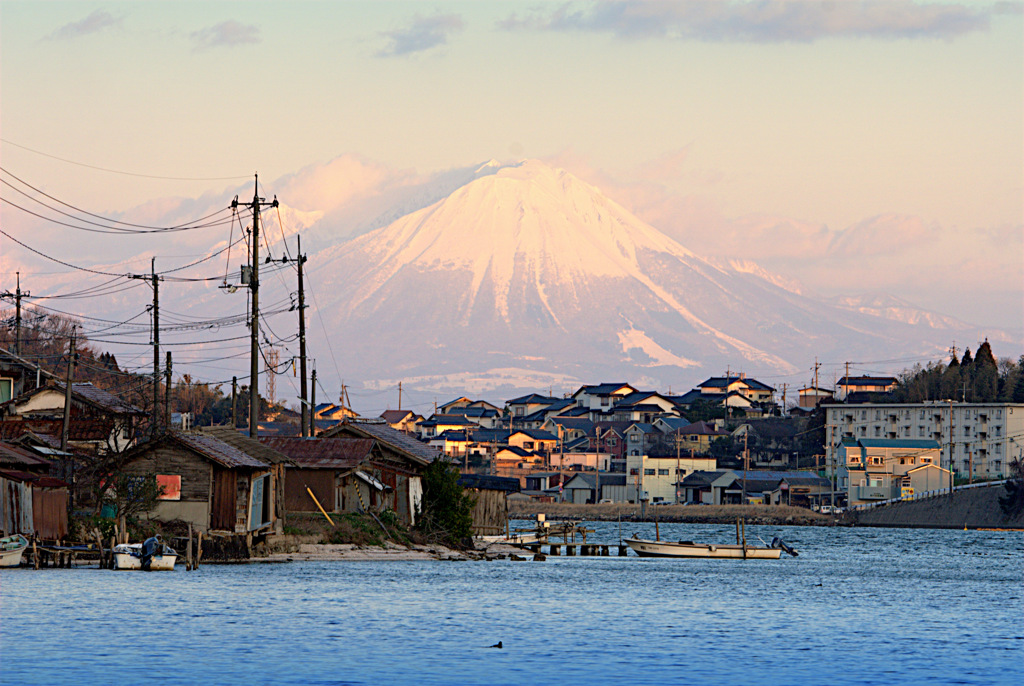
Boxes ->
[301,159,1003,396]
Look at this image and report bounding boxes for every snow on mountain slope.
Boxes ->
[301,159,993,394]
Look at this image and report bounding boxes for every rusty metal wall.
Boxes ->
[284,469,334,512]
[1,476,34,535]
[32,488,68,540]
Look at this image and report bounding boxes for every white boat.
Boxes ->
[625,537,785,559]
[0,534,29,567]
[113,537,178,571]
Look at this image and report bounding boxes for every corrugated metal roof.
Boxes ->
[64,382,145,415]
[0,441,52,468]
[259,437,373,469]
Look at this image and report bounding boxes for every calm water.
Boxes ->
[1,523,1021,685]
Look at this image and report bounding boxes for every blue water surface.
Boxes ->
[1,523,1021,685]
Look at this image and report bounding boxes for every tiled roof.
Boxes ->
[65,383,145,415]
[574,382,634,396]
[200,426,292,465]
[839,376,899,386]
[0,441,52,468]
[259,437,374,469]
[698,376,774,392]
[512,429,558,440]
[164,430,269,469]
[322,420,439,464]
[380,409,414,423]
[506,393,559,405]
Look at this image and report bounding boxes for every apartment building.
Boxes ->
[824,402,1023,480]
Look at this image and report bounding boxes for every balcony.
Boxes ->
[856,485,893,501]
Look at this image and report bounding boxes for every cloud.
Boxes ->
[190,21,260,51]
[46,10,119,41]
[499,0,997,43]
[376,13,465,57]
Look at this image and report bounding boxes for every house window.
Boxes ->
[873,427,880,437]
[676,468,686,476]
[995,444,1002,454]
[609,438,617,446]
[0,377,12,403]
[629,468,639,476]
[874,410,880,420]
[644,469,655,476]
[964,426,970,437]
[870,457,883,465]
[918,426,925,437]
[658,469,669,476]
[920,410,925,420]
[523,441,534,449]
[629,434,639,442]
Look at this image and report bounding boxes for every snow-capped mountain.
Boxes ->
[301,159,998,396]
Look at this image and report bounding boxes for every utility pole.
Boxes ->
[398,382,402,411]
[297,235,309,438]
[948,399,955,497]
[742,431,749,504]
[165,351,172,429]
[309,365,317,437]
[231,377,238,429]
[13,272,26,356]
[60,328,77,453]
[232,176,278,438]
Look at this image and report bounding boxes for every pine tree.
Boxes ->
[961,347,973,366]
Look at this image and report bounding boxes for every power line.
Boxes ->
[0,138,250,181]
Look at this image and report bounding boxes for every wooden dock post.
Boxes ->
[550,544,560,556]
[566,544,576,556]
[196,531,203,569]
[618,544,627,556]
[95,532,105,569]
[32,538,39,570]
[186,523,194,571]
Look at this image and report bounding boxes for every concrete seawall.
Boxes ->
[850,483,1024,529]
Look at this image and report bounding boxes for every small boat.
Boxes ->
[624,518,798,559]
[0,534,29,567]
[113,536,178,571]
[624,537,785,559]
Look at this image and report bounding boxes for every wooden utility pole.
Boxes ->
[948,399,955,497]
[13,272,26,356]
[297,235,309,437]
[232,176,278,438]
[309,365,317,437]
[165,351,172,428]
[398,382,403,411]
[231,377,238,428]
[60,328,76,452]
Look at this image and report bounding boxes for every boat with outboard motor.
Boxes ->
[113,535,178,571]
[624,519,798,559]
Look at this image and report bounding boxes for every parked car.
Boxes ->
[819,505,833,514]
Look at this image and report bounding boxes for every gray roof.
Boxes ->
[322,419,439,464]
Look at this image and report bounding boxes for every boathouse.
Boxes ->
[118,429,290,534]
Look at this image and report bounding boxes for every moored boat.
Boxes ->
[113,536,178,571]
[0,534,29,567]
[624,537,784,559]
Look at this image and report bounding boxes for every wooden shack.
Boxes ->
[320,420,439,525]
[457,473,520,536]
[263,436,425,526]
[0,441,69,539]
[119,430,289,534]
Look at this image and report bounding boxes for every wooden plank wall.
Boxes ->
[284,469,334,512]
[121,447,212,501]
[468,489,507,535]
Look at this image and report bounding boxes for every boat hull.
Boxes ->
[625,537,782,559]
[113,544,178,571]
[0,535,29,568]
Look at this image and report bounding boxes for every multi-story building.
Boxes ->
[824,402,1023,480]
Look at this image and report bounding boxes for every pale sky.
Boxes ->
[2,1,1022,395]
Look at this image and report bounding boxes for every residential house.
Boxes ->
[380,409,424,434]
[416,414,482,440]
[623,422,659,457]
[447,405,502,429]
[731,419,805,468]
[505,394,561,427]
[570,383,637,414]
[4,382,145,455]
[0,346,57,405]
[796,386,833,413]
[653,418,729,455]
[837,437,949,506]
[321,419,439,468]
[561,471,630,504]
[837,376,899,400]
[508,429,557,454]
[540,417,596,447]
[696,374,776,405]
[609,391,680,423]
